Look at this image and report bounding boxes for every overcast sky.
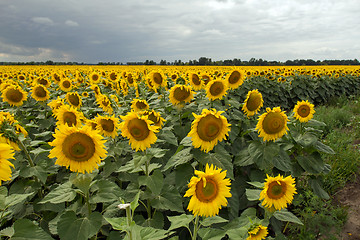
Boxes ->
[0,0,359,63]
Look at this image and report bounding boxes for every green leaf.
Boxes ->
[273,148,292,172]
[199,146,234,180]
[200,216,228,227]
[146,148,168,158]
[130,191,141,212]
[19,166,48,184]
[39,182,76,204]
[179,136,193,147]
[163,147,193,171]
[130,224,173,240]
[151,186,184,212]
[138,169,164,196]
[159,130,178,146]
[167,214,194,231]
[90,179,122,203]
[309,178,330,200]
[247,181,264,189]
[69,172,95,194]
[296,153,324,174]
[12,219,53,240]
[245,189,261,201]
[294,132,318,147]
[273,209,303,225]
[0,186,7,209]
[0,226,14,238]
[104,217,127,231]
[234,149,254,167]
[198,228,227,240]
[248,141,276,170]
[226,227,248,240]
[5,192,34,208]
[314,141,335,154]
[57,211,103,240]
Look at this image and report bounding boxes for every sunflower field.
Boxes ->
[0,65,359,239]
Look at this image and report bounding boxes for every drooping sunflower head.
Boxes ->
[107,71,118,82]
[0,143,15,185]
[293,100,315,123]
[188,72,203,90]
[205,79,228,101]
[256,107,289,142]
[94,115,120,138]
[59,78,73,92]
[90,84,101,96]
[48,97,65,115]
[246,224,268,240]
[187,109,231,152]
[31,84,50,102]
[35,77,51,88]
[226,69,245,89]
[96,94,113,114]
[168,84,194,106]
[66,92,82,109]
[148,71,166,89]
[55,104,84,128]
[184,163,232,217]
[259,174,297,211]
[131,99,150,112]
[2,85,27,107]
[48,124,107,173]
[120,111,159,151]
[242,89,264,117]
[142,109,166,128]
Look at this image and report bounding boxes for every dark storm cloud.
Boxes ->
[0,0,359,63]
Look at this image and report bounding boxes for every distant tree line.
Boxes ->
[1,57,359,66]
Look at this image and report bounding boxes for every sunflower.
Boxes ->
[55,105,84,127]
[48,97,65,115]
[48,124,107,173]
[184,163,231,217]
[142,109,166,128]
[188,72,203,90]
[131,99,150,112]
[200,73,212,86]
[188,109,231,153]
[94,115,120,138]
[256,107,289,142]
[59,78,73,92]
[0,143,15,186]
[226,69,245,89]
[120,111,159,151]
[35,77,51,88]
[66,92,82,109]
[148,71,166,89]
[168,84,194,106]
[259,174,297,211]
[2,85,27,106]
[31,84,50,102]
[293,100,315,123]
[242,89,264,117]
[0,134,20,151]
[91,84,101,96]
[205,79,228,101]
[247,224,268,240]
[82,91,89,98]
[96,94,113,114]
[107,71,119,82]
[89,71,101,84]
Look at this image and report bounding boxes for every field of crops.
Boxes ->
[0,65,359,239]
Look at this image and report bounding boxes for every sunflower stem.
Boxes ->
[144,157,152,222]
[192,215,200,240]
[125,204,133,240]
[17,139,43,198]
[86,191,91,217]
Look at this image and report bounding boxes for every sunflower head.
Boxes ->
[148,71,166,89]
[120,111,159,151]
[59,78,73,92]
[2,85,27,107]
[246,224,268,240]
[256,107,289,142]
[89,72,101,83]
[31,84,50,102]
[48,124,107,173]
[184,163,232,217]
[259,174,297,211]
[168,84,194,106]
[66,92,82,109]
[0,143,15,185]
[242,89,263,117]
[293,100,315,122]
[188,72,203,90]
[142,110,166,128]
[96,94,113,114]
[187,109,231,152]
[206,79,228,101]
[226,69,245,89]
[94,115,120,138]
[131,99,150,112]
[55,105,84,128]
